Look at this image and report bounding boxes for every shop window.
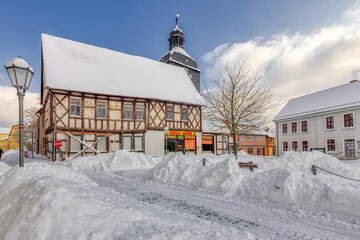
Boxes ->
[302,141,308,151]
[97,102,107,119]
[247,148,253,155]
[123,136,132,150]
[134,136,143,151]
[70,99,81,116]
[292,122,297,133]
[257,148,262,155]
[327,139,335,152]
[70,135,82,153]
[283,142,288,151]
[181,109,188,121]
[166,138,176,152]
[344,114,353,128]
[167,107,173,120]
[301,121,308,132]
[136,106,144,120]
[292,141,298,151]
[326,116,334,129]
[96,135,108,153]
[283,124,288,134]
[124,105,132,120]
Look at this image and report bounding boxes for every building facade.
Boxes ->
[274,81,360,159]
[0,125,20,152]
[237,133,267,156]
[37,33,203,160]
[265,132,276,156]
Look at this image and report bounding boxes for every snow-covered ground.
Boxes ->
[0,149,359,239]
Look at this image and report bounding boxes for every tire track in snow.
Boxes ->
[87,171,360,240]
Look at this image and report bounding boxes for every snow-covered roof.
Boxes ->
[41,34,203,105]
[274,81,360,121]
[267,130,275,138]
[169,47,194,61]
[0,136,10,141]
[172,25,183,33]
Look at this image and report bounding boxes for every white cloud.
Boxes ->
[202,3,360,120]
[0,86,40,129]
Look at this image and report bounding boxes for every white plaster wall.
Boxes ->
[276,107,360,158]
[196,132,202,155]
[145,130,164,156]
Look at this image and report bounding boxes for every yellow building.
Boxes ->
[265,132,276,156]
[0,125,20,152]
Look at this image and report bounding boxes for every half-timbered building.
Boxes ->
[38,33,203,160]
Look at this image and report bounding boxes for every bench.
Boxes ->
[238,162,258,170]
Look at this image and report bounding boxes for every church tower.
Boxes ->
[160,15,200,92]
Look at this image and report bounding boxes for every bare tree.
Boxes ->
[24,106,39,151]
[203,60,278,159]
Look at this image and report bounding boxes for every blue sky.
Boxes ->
[0,0,359,130]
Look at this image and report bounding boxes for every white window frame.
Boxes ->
[181,108,188,121]
[302,140,309,152]
[97,102,107,119]
[124,105,132,120]
[134,136,144,151]
[135,105,144,121]
[247,136,254,141]
[301,120,308,133]
[342,112,355,129]
[257,136,264,141]
[283,142,288,152]
[282,123,288,135]
[326,139,336,153]
[122,135,133,151]
[324,115,336,131]
[70,98,81,117]
[291,122,298,134]
[166,106,173,120]
[96,135,108,153]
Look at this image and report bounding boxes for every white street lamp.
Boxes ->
[5,57,34,167]
[164,126,169,155]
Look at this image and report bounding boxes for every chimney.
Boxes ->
[350,80,358,83]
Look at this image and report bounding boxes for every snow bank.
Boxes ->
[65,150,161,172]
[0,162,10,175]
[0,162,252,239]
[1,149,49,167]
[146,151,360,218]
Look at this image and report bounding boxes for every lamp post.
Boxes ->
[164,126,169,155]
[5,57,34,167]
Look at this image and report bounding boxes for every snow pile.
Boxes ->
[0,162,10,175]
[0,162,253,239]
[66,150,161,172]
[147,151,360,217]
[1,149,49,167]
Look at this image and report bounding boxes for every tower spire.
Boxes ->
[175,12,179,26]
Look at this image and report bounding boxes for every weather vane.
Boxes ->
[176,12,180,25]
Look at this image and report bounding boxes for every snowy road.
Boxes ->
[87,170,360,240]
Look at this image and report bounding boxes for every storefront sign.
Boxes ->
[168,131,196,136]
[202,135,213,139]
